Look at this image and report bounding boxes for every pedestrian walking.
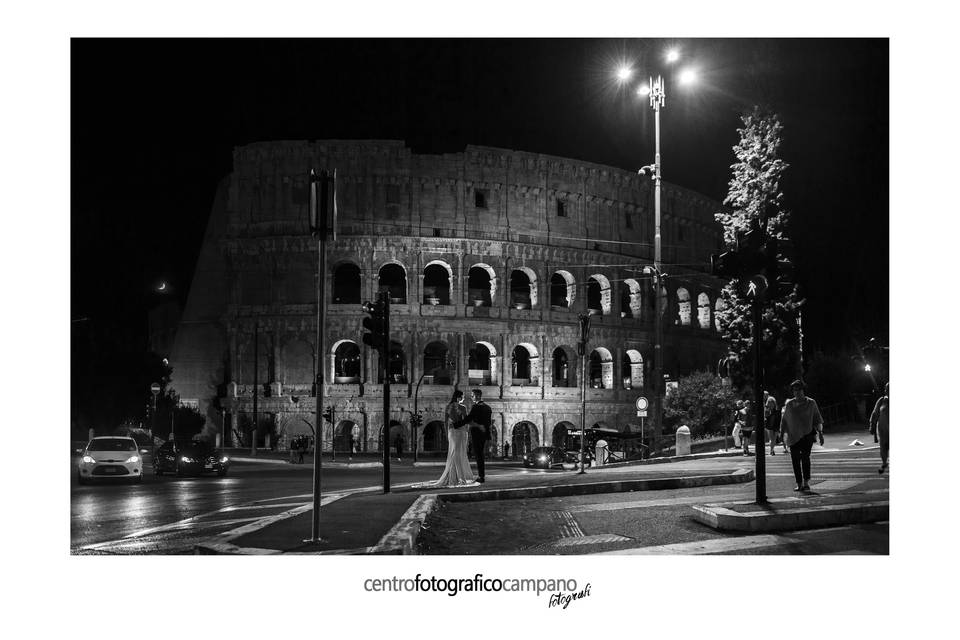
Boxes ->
[764,390,780,456]
[731,400,744,450]
[779,380,825,492]
[503,441,510,460]
[739,399,756,456]
[870,382,890,474]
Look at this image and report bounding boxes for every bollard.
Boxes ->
[595,439,609,466]
[676,425,692,456]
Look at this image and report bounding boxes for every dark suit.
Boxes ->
[465,401,492,480]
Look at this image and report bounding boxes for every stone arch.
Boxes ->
[511,421,540,457]
[334,419,358,453]
[587,274,612,316]
[698,292,711,329]
[332,261,361,305]
[422,420,447,453]
[468,263,497,307]
[380,340,407,384]
[468,340,498,386]
[511,342,541,386]
[552,421,576,450]
[550,270,576,309]
[551,345,577,387]
[422,340,451,385]
[589,347,614,389]
[423,260,453,305]
[714,297,727,333]
[623,349,644,389]
[677,287,692,326]
[377,262,407,303]
[509,267,538,309]
[331,339,361,383]
[621,278,643,319]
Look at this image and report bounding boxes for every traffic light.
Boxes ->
[322,406,334,424]
[763,236,796,297]
[309,169,337,240]
[361,296,387,351]
[410,412,423,429]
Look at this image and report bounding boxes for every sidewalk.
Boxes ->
[196,425,881,555]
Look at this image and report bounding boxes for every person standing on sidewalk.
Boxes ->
[764,391,780,456]
[739,399,756,456]
[870,382,890,474]
[780,380,825,492]
[463,389,492,483]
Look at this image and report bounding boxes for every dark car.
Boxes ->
[522,446,568,469]
[154,440,230,477]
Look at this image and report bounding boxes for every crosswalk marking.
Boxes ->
[554,534,632,547]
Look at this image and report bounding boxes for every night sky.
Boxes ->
[71,38,888,424]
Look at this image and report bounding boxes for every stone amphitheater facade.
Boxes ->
[169,140,729,454]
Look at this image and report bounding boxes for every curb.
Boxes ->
[691,495,889,532]
[438,467,754,503]
[230,457,383,468]
[370,494,441,555]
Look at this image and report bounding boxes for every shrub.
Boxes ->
[664,370,739,438]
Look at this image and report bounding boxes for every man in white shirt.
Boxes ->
[779,380,824,492]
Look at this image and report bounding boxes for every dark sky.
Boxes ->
[71,38,888,419]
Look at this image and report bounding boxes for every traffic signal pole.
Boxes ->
[382,294,391,493]
[752,297,767,504]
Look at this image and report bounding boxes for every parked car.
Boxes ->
[522,446,568,469]
[77,436,143,484]
[154,440,230,477]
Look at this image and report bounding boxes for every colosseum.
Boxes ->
[168,139,729,457]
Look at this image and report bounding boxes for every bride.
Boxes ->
[434,389,476,487]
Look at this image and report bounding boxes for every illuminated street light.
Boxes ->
[678,68,697,85]
[666,49,680,63]
[864,363,872,372]
[617,66,633,82]
[637,84,650,97]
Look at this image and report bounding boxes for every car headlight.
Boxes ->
[220,456,229,463]
[181,456,194,463]
[81,455,96,464]
[538,455,549,462]
[125,455,140,463]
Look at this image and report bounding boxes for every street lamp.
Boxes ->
[617,51,695,456]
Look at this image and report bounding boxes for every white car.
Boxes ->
[77,436,143,484]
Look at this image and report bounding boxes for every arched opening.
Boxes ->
[379,340,407,384]
[468,341,497,386]
[714,298,727,333]
[550,271,575,309]
[334,420,358,453]
[677,287,692,326]
[333,340,361,383]
[422,420,447,453]
[587,274,611,315]
[468,264,496,307]
[422,262,451,305]
[511,343,540,386]
[552,346,576,387]
[698,293,711,329]
[511,421,540,457]
[623,349,644,389]
[622,278,643,319]
[510,268,538,309]
[422,341,451,385]
[378,263,407,304]
[332,263,361,305]
[589,347,614,389]
[553,421,575,450]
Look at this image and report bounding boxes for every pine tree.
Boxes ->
[714,107,802,392]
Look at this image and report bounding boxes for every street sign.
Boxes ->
[150,383,161,395]
[636,410,647,417]
[635,396,648,411]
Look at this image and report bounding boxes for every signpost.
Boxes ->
[636,396,648,458]
[150,383,160,439]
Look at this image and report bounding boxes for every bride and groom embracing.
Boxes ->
[434,388,492,487]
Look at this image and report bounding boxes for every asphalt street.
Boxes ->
[70,454,511,554]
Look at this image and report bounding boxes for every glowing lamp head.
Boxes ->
[864,364,872,372]
[678,68,697,85]
[616,66,633,82]
[666,49,680,63]
[637,84,651,97]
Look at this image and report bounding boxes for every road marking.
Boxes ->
[589,533,792,555]
[554,511,585,538]
[554,534,632,547]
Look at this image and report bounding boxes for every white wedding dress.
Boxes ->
[434,403,476,487]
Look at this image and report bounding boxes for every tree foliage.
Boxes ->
[714,107,803,392]
[663,370,739,437]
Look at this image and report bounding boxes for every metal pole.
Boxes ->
[651,77,665,456]
[252,322,258,456]
[382,293,391,493]
[753,298,767,503]
[413,372,424,464]
[578,313,589,474]
[310,210,327,541]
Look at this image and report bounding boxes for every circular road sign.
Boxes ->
[150,383,161,395]
[635,396,649,411]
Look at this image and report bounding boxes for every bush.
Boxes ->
[663,370,739,438]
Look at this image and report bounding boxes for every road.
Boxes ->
[70,454,488,554]
[418,445,889,555]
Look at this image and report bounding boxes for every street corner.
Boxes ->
[691,492,889,533]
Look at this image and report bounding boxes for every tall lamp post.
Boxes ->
[618,53,696,455]
[577,313,590,474]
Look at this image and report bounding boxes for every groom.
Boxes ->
[464,388,492,483]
